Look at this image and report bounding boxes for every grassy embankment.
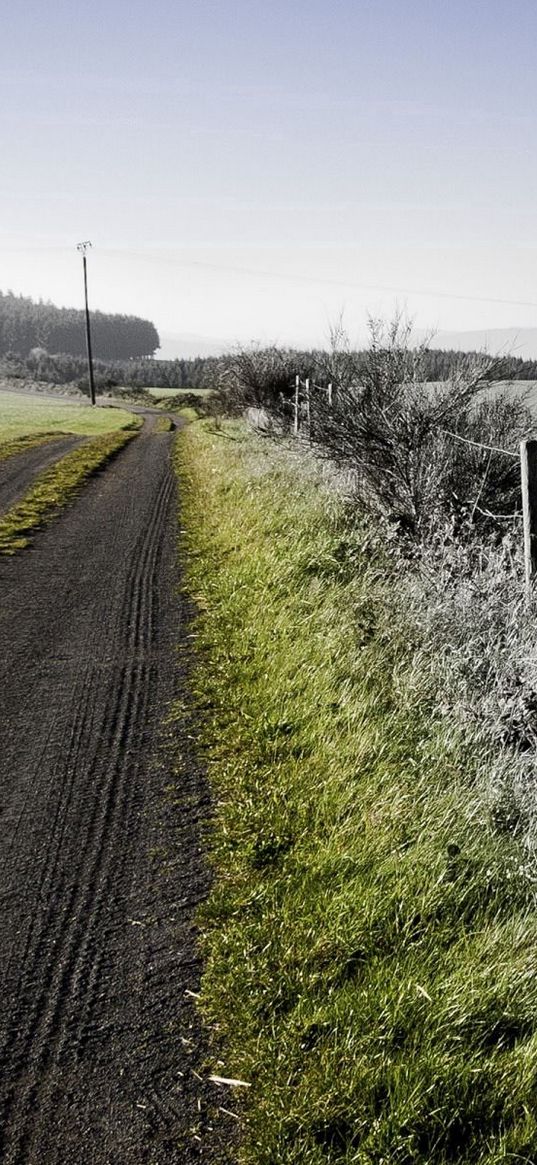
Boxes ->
[0,390,139,553]
[176,419,537,1165]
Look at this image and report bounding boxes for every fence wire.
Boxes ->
[438,427,519,460]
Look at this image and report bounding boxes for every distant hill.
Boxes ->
[158,332,228,359]
[159,327,537,361]
[428,328,537,360]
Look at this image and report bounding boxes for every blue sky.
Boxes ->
[2,0,537,351]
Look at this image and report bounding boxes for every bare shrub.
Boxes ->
[314,312,364,395]
[214,345,309,420]
[309,315,529,538]
[214,318,531,540]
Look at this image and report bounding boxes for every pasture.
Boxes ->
[484,378,537,418]
[0,390,135,440]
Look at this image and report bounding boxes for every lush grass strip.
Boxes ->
[176,419,537,1165]
[0,432,72,464]
[153,415,175,433]
[0,426,139,553]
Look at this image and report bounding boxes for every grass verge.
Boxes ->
[175,406,200,423]
[176,419,537,1165]
[0,426,139,553]
[153,415,175,433]
[0,431,70,463]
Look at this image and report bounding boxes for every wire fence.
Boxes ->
[290,375,537,600]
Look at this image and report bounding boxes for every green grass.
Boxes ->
[0,389,136,440]
[175,419,537,1165]
[175,406,199,423]
[0,431,66,464]
[0,427,138,553]
[153,415,174,433]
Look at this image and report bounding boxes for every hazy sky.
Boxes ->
[3,0,537,351]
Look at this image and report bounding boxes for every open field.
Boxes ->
[177,419,537,1165]
[0,389,136,440]
[478,378,537,407]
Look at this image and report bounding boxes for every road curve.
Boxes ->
[0,418,232,1164]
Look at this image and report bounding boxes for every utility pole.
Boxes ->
[521,439,537,601]
[77,241,96,406]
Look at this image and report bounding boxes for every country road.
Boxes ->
[0,418,233,1164]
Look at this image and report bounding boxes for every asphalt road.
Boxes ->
[0,418,233,1164]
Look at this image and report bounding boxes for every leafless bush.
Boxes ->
[309,315,530,538]
[314,312,364,395]
[213,317,531,540]
[214,345,305,419]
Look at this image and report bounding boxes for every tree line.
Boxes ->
[0,290,160,359]
[0,350,220,392]
[4,345,537,396]
[3,290,537,393]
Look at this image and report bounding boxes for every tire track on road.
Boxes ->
[0,418,234,1164]
[1,468,173,1155]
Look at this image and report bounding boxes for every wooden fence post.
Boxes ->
[521,439,537,599]
[305,377,311,436]
[294,375,300,435]
[328,382,333,408]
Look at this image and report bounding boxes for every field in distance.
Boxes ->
[0,390,136,441]
[144,387,213,398]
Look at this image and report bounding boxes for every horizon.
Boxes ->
[7,283,537,361]
[3,1,537,351]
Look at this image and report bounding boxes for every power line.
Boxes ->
[99,247,537,311]
[4,241,537,312]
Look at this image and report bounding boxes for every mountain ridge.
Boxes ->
[426,327,537,359]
